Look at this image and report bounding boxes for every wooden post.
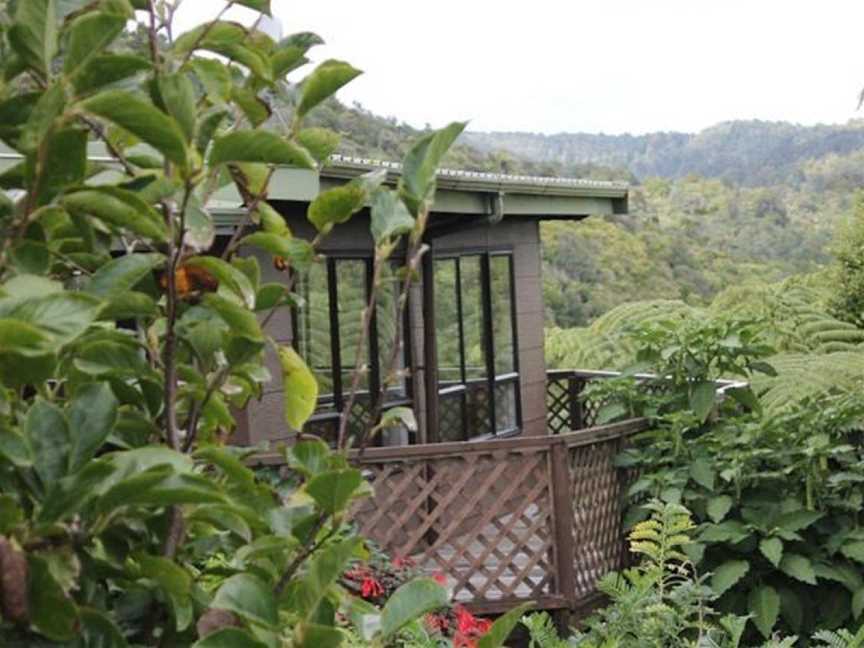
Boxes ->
[550,439,577,607]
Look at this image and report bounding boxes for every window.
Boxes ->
[434,251,520,441]
[294,256,413,444]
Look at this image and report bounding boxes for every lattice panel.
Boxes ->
[465,383,492,438]
[569,438,629,597]
[355,450,556,605]
[546,376,572,434]
[439,392,466,442]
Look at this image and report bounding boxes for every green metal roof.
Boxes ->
[0,145,629,218]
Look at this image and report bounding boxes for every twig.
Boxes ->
[336,257,386,450]
[79,115,137,176]
[221,167,275,260]
[273,514,331,596]
[179,1,234,67]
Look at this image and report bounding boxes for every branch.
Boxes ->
[336,257,385,450]
[179,1,234,67]
[79,115,137,176]
[273,513,331,596]
[221,167,275,260]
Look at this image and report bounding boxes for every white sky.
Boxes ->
[173,0,864,135]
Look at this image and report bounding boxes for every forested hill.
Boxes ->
[316,101,864,328]
[463,120,864,185]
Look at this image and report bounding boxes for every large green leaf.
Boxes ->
[305,469,363,515]
[63,10,125,74]
[8,0,58,77]
[710,559,749,596]
[278,345,318,430]
[26,398,70,485]
[0,291,101,346]
[72,54,151,96]
[477,602,535,648]
[749,585,780,639]
[780,553,817,585]
[689,380,716,422]
[759,537,783,567]
[289,439,331,477]
[35,127,88,205]
[63,186,169,242]
[399,121,467,215]
[85,252,164,299]
[235,0,271,14]
[775,509,823,533]
[67,382,118,471]
[296,59,361,120]
[378,577,450,639]
[371,189,414,244]
[193,628,268,648]
[292,537,362,619]
[0,321,55,387]
[231,86,270,127]
[82,90,188,165]
[706,495,733,523]
[185,256,255,309]
[19,82,66,152]
[158,72,197,142]
[203,294,264,341]
[209,130,315,169]
[297,127,340,163]
[173,21,272,81]
[138,555,193,631]
[39,459,114,523]
[689,457,715,491]
[212,573,277,628]
[853,588,864,620]
[28,555,78,641]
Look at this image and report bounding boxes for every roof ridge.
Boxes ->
[326,154,629,190]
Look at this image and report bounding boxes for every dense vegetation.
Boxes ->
[0,1,533,646]
[313,100,864,327]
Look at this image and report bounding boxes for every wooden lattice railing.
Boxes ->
[347,418,649,614]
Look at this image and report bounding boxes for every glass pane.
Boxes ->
[434,259,462,386]
[337,259,369,395]
[296,262,334,410]
[377,262,406,401]
[490,255,516,375]
[495,379,518,433]
[460,256,487,382]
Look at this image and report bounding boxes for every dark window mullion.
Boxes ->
[480,253,497,436]
[327,258,344,412]
[506,254,522,430]
[367,258,381,418]
[455,258,467,386]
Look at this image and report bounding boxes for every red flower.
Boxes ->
[454,605,493,645]
[432,571,448,586]
[392,556,415,569]
[344,566,370,581]
[360,576,384,599]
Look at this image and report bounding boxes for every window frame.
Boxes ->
[291,253,414,442]
[432,248,522,442]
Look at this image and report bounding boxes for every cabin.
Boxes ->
[0,143,642,616]
[217,155,629,447]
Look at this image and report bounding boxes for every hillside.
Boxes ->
[315,101,864,326]
[463,120,864,185]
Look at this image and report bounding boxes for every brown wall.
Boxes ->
[240,202,548,446]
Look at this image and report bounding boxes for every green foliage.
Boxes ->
[0,2,465,645]
[598,315,864,641]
